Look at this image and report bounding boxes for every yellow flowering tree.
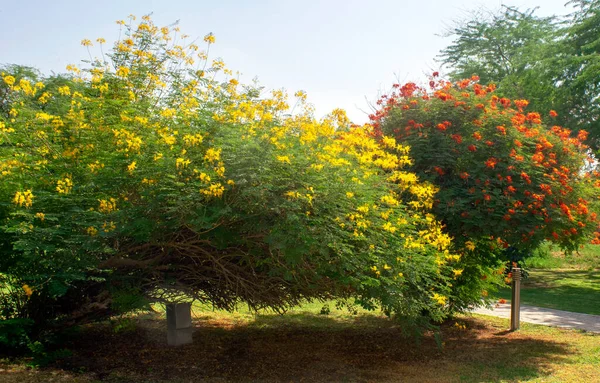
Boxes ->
[1,16,467,344]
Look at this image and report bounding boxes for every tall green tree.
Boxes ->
[559,0,600,145]
[439,3,600,149]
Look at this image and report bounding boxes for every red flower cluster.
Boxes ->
[369,75,599,250]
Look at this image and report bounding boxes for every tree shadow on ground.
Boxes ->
[50,313,582,383]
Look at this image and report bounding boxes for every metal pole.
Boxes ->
[510,268,521,331]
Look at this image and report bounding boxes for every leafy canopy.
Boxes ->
[0,16,470,336]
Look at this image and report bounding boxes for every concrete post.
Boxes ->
[510,268,521,331]
[167,302,193,346]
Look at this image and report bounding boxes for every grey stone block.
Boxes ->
[167,326,194,346]
[166,302,193,346]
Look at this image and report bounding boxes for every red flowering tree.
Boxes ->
[373,75,599,278]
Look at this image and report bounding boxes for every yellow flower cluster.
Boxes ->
[58,85,71,96]
[382,222,397,233]
[56,177,73,194]
[285,191,301,199]
[276,155,291,164]
[176,157,191,169]
[204,148,221,162]
[465,241,476,251]
[127,161,137,173]
[0,159,21,177]
[116,66,130,77]
[86,226,98,236]
[113,129,143,153]
[13,190,34,207]
[201,183,225,198]
[2,74,16,86]
[380,194,400,206]
[0,121,15,134]
[432,293,448,305]
[98,198,118,213]
[183,134,204,147]
[203,33,215,44]
[419,221,452,251]
[88,161,105,173]
[102,221,116,232]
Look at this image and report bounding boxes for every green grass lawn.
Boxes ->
[525,243,600,270]
[496,269,600,315]
[494,243,600,315]
[1,303,599,382]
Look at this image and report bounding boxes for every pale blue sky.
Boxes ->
[1,0,574,122]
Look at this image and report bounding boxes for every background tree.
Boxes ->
[439,3,600,149]
[558,0,600,146]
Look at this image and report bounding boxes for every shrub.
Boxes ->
[0,16,467,346]
[372,76,599,300]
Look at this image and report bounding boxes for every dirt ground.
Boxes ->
[1,313,598,383]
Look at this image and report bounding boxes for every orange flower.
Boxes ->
[499,98,511,108]
[485,158,498,169]
[514,139,522,147]
[527,112,542,124]
[472,132,482,140]
[468,144,477,152]
[457,79,470,89]
[512,113,526,125]
[540,184,552,195]
[459,172,469,180]
[436,123,447,131]
[577,130,589,142]
[451,134,463,144]
[22,285,33,297]
[434,90,451,101]
[514,99,529,110]
[496,126,506,135]
[549,110,558,117]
